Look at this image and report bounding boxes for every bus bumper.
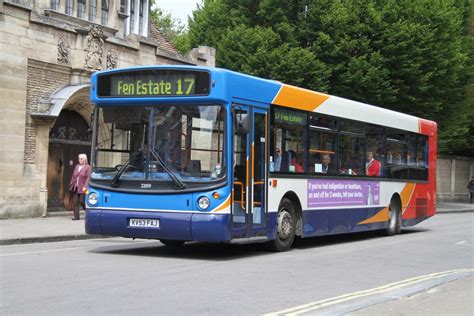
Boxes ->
[85,209,231,242]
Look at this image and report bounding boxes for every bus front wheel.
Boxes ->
[386,198,402,236]
[160,239,185,246]
[270,198,296,252]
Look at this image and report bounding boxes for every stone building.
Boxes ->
[0,0,215,218]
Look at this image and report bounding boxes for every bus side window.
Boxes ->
[279,150,289,172]
[338,134,364,176]
[308,127,337,174]
[366,124,384,177]
[271,108,307,173]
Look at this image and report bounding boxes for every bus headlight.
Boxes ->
[88,193,98,206]
[197,196,210,210]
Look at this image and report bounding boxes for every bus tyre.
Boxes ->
[386,198,402,236]
[270,198,296,252]
[160,239,185,246]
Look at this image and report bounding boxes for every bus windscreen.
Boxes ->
[96,69,210,97]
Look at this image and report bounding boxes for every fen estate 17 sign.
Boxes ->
[97,69,210,97]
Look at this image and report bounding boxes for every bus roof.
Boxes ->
[91,65,437,135]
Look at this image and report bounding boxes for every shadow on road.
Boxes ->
[293,227,429,249]
[89,241,271,261]
[89,227,430,260]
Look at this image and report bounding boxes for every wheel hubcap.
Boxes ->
[389,204,396,229]
[277,210,293,240]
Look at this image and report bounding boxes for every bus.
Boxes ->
[85,65,437,251]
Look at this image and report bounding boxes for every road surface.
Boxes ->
[1,213,473,315]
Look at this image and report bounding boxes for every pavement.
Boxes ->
[348,276,474,316]
[0,202,472,246]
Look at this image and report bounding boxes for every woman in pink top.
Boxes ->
[68,153,91,220]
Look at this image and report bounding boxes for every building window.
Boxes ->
[89,0,97,22]
[101,0,109,25]
[139,0,144,35]
[77,0,86,19]
[130,0,135,33]
[50,0,60,10]
[119,0,126,13]
[126,0,149,36]
[65,0,73,15]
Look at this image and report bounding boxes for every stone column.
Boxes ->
[36,123,54,216]
[450,158,456,201]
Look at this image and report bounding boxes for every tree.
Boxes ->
[437,0,474,155]
[149,2,188,52]
[185,0,473,155]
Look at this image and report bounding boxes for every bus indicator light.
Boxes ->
[213,192,219,199]
[272,179,278,187]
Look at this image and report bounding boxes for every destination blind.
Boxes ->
[97,69,210,97]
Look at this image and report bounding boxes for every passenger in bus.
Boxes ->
[387,151,393,164]
[288,150,304,173]
[339,158,357,175]
[274,147,281,171]
[366,151,381,176]
[131,144,148,171]
[407,152,416,165]
[320,154,332,174]
[393,153,403,164]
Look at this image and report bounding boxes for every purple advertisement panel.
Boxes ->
[307,179,380,208]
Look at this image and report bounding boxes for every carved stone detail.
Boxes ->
[57,36,71,63]
[106,49,118,69]
[84,25,104,71]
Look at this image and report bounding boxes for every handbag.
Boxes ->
[63,191,74,211]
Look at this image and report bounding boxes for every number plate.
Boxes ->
[129,218,160,228]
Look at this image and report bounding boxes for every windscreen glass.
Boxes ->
[92,105,226,186]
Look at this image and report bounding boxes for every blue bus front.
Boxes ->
[85,67,233,242]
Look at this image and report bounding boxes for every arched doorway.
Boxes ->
[47,110,91,210]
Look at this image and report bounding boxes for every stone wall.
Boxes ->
[0,1,215,218]
[436,155,474,202]
[25,60,71,164]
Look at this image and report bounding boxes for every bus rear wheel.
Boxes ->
[270,198,296,252]
[386,198,402,236]
[160,239,185,246]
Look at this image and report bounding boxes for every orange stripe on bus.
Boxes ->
[358,207,389,225]
[212,195,231,212]
[272,85,330,111]
[400,183,416,214]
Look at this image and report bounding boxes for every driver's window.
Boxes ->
[94,107,150,176]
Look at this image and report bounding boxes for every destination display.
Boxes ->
[97,69,210,97]
[274,108,307,125]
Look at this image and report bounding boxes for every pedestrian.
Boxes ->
[68,153,91,220]
[468,177,474,204]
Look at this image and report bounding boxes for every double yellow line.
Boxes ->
[263,268,474,316]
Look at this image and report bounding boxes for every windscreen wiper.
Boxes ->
[150,149,186,189]
[110,148,143,188]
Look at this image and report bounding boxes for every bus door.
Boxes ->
[232,105,268,238]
